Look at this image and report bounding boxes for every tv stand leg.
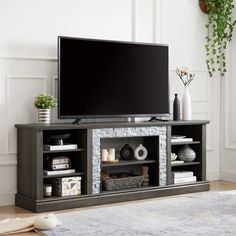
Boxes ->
[149,117,169,122]
[72,119,82,125]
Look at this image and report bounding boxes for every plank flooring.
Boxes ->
[0,181,236,236]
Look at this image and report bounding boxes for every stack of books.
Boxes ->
[43,144,78,151]
[171,160,184,165]
[172,171,197,184]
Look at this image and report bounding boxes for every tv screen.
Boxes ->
[58,36,169,120]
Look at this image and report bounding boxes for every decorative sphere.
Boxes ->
[178,144,196,162]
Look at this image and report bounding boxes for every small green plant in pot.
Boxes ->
[205,0,236,78]
[34,94,57,123]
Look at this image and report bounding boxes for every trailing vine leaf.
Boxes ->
[205,0,236,78]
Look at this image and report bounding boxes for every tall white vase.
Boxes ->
[182,86,192,120]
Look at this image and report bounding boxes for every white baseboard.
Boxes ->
[207,171,220,181]
[220,171,236,182]
[0,192,15,207]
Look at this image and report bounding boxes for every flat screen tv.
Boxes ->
[58,36,169,121]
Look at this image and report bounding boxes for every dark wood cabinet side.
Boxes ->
[17,129,43,199]
[201,125,207,181]
[166,126,172,185]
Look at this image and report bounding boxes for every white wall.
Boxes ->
[220,0,236,182]
[0,0,220,206]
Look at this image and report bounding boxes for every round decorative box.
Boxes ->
[120,144,134,160]
[134,144,148,161]
[177,144,196,162]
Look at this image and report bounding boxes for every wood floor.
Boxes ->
[0,180,236,236]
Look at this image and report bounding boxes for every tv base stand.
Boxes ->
[72,118,82,125]
[149,117,169,122]
[15,120,209,212]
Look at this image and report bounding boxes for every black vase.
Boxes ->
[120,144,134,160]
[173,94,180,121]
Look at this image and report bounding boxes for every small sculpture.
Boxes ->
[142,166,149,186]
[134,144,148,161]
[120,144,134,160]
[171,152,178,161]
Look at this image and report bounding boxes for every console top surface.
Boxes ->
[15,120,210,130]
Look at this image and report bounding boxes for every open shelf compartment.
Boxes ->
[100,136,160,191]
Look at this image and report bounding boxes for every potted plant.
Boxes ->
[34,94,57,123]
[202,0,236,78]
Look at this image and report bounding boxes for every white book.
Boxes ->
[171,160,184,165]
[44,144,78,151]
[172,171,194,178]
[43,169,76,176]
[171,135,186,139]
[172,176,197,184]
[171,138,193,143]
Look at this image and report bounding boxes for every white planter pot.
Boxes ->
[182,86,192,120]
[38,109,50,123]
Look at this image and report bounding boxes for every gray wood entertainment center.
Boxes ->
[15,120,209,212]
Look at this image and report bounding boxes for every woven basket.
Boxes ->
[102,175,144,191]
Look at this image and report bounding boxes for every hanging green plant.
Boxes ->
[205,0,236,78]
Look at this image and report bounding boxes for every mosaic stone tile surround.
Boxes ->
[91,126,167,194]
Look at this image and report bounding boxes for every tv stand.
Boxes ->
[149,117,169,122]
[15,120,209,212]
[72,119,82,125]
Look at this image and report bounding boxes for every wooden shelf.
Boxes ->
[101,159,157,167]
[43,148,84,154]
[171,141,200,146]
[43,171,84,179]
[171,161,201,167]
